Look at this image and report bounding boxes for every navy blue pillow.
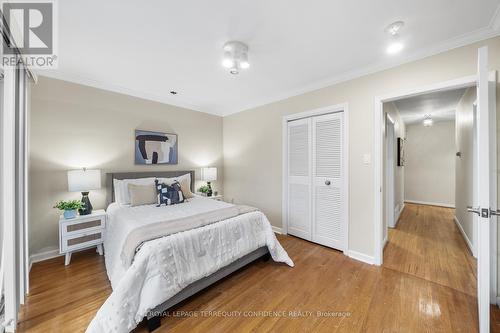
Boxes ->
[155,179,185,206]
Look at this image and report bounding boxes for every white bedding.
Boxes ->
[86,197,293,333]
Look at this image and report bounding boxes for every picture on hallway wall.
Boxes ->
[397,137,405,166]
[135,130,178,165]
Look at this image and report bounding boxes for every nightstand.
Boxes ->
[197,194,223,201]
[59,209,106,265]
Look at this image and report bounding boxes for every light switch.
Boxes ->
[363,154,371,165]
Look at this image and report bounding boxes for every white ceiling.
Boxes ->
[393,88,467,125]
[41,0,500,116]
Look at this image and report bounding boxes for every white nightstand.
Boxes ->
[59,209,106,265]
[197,194,223,201]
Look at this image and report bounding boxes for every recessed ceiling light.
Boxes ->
[385,21,405,55]
[423,114,433,127]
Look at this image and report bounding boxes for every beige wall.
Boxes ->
[382,102,405,242]
[455,87,477,247]
[223,37,500,258]
[29,77,223,254]
[404,121,456,206]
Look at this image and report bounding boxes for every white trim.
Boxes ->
[454,216,475,256]
[374,74,478,266]
[347,250,374,265]
[28,247,62,271]
[38,71,211,115]
[383,236,388,249]
[281,103,349,254]
[395,203,405,226]
[271,226,283,235]
[222,23,500,116]
[404,200,455,209]
[37,13,500,118]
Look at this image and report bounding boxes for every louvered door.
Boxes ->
[287,118,312,240]
[312,112,345,250]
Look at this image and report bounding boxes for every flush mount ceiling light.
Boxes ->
[423,114,433,127]
[385,21,404,54]
[222,41,249,75]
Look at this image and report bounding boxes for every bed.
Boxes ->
[86,171,293,333]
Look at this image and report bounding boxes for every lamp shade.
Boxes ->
[67,169,101,192]
[201,167,217,182]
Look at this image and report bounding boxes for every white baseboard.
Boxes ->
[29,246,61,271]
[383,236,388,248]
[454,216,475,256]
[272,226,283,234]
[404,200,455,209]
[395,203,405,225]
[347,250,374,265]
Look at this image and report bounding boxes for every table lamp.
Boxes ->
[67,168,101,215]
[201,167,217,197]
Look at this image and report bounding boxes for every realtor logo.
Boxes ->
[1,0,58,68]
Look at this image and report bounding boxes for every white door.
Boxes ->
[287,118,312,240]
[312,112,346,250]
[469,46,497,333]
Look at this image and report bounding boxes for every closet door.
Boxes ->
[287,118,312,240]
[312,112,345,250]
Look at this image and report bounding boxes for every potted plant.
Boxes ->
[198,185,209,196]
[54,200,85,219]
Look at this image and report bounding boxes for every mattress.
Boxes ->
[87,196,293,333]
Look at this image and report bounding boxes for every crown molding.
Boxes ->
[36,70,221,116]
[36,5,500,118]
[221,25,500,116]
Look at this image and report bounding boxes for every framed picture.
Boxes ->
[135,130,178,165]
[397,137,405,166]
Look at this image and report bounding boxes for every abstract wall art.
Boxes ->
[135,130,178,165]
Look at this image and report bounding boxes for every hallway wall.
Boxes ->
[382,102,405,242]
[404,121,456,207]
[455,87,477,252]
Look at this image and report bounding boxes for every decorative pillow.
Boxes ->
[128,183,157,207]
[155,180,185,206]
[157,173,194,199]
[114,177,156,205]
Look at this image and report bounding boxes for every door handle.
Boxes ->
[325,180,331,186]
[467,206,481,216]
[490,209,500,216]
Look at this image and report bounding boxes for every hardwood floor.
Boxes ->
[18,203,495,332]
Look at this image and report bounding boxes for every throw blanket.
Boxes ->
[121,205,258,267]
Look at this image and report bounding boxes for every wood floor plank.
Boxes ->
[18,204,498,332]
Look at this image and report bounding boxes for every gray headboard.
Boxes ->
[106,170,196,205]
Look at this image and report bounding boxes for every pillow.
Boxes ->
[128,183,157,207]
[178,178,194,199]
[113,177,156,205]
[157,173,194,199]
[155,180,184,206]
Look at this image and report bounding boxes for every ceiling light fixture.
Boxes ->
[423,114,433,127]
[222,41,249,75]
[385,21,404,55]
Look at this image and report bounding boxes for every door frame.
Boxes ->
[385,115,396,231]
[374,74,485,265]
[282,103,349,254]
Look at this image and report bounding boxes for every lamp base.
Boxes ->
[79,191,93,215]
[207,182,213,197]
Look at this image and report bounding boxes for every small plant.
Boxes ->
[198,185,209,194]
[54,200,85,211]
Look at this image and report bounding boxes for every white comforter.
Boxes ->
[86,197,293,333]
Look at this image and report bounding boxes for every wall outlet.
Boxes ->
[363,154,371,165]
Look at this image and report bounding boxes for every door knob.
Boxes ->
[490,209,500,216]
[325,180,331,186]
[467,206,481,216]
